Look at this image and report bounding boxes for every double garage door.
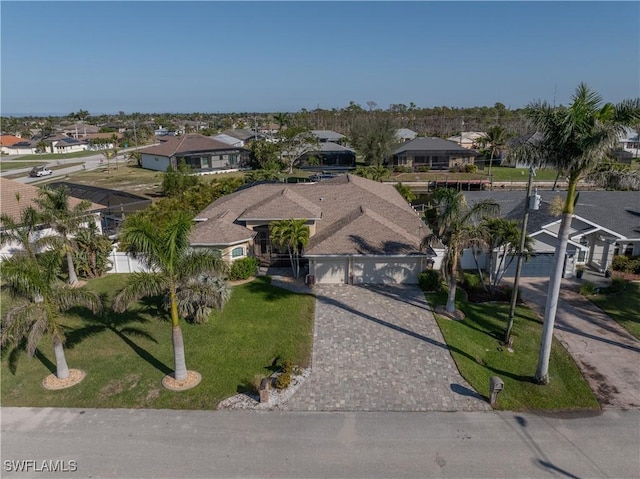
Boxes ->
[500,253,555,278]
[312,257,423,285]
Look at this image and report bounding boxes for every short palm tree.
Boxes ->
[480,125,507,179]
[422,188,499,313]
[35,186,94,285]
[113,211,228,381]
[270,219,310,279]
[1,251,102,380]
[0,204,42,259]
[521,82,640,384]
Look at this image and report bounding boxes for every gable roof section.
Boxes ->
[0,178,104,226]
[312,130,345,142]
[238,187,323,221]
[191,210,257,246]
[139,134,238,157]
[393,137,477,156]
[0,135,23,147]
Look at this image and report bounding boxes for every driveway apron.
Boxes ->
[519,279,640,409]
[284,284,491,412]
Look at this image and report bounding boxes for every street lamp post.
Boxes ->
[504,166,539,346]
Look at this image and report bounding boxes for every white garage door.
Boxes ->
[501,253,555,278]
[314,260,348,284]
[353,258,422,284]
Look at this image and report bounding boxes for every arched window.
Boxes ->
[231,247,244,258]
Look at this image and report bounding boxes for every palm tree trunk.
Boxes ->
[287,247,295,277]
[66,251,78,285]
[53,338,70,379]
[535,181,576,384]
[172,326,188,381]
[446,250,458,313]
[488,150,495,184]
[169,290,188,380]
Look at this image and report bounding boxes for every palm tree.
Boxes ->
[1,252,102,380]
[521,82,640,384]
[113,211,228,382]
[422,188,499,313]
[0,204,42,259]
[270,219,310,279]
[103,149,116,174]
[481,125,508,180]
[273,112,289,129]
[35,186,94,285]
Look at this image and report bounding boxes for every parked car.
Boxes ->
[29,166,53,177]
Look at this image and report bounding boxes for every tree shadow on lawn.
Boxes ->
[2,339,56,375]
[243,278,300,302]
[65,301,172,376]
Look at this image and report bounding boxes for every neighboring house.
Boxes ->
[462,190,640,278]
[311,130,346,144]
[220,129,263,146]
[296,142,356,171]
[139,134,248,173]
[0,178,104,259]
[154,126,176,137]
[0,135,24,154]
[395,128,418,142]
[52,137,87,153]
[391,137,477,170]
[211,133,245,148]
[617,127,639,158]
[190,174,432,284]
[4,139,42,155]
[447,131,485,149]
[63,123,100,139]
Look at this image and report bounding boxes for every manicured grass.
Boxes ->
[428,291,599,411]
[1,275,314,409]
[489,167,559,182]
[589,281,640,340]
[9,150,104,161]
[64,165,164,197]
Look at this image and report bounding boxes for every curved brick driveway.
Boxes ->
[284,284,491,412]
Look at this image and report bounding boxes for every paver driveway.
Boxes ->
[284,284,491,412]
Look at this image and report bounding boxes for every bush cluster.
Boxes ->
[611,255,640,274]
[416,166,430,173]
[228,257,258,281]
[393,166,413,173]
[579,281,597,296]
[418,269,441,292]
[464,164,478,174]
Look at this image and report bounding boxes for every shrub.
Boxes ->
[274,373,291,390]
[579,281,596,296]
[418,270,441,292]
[464,164,478,174]
[228,257,258,281]
[462,272,483,290]
[611,255,630,272]
[394,166,413,173]
[632,258,640,275]
[417,166,430,173]
[281,359,294,375]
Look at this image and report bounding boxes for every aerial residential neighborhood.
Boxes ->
[1,1,639,478]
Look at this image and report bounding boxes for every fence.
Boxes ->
[107,250,150,273]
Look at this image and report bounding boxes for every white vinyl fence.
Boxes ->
[107,250,151,273]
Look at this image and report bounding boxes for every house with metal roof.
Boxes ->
[462,190,640,278]
[139,134,248,173]
[190,174,432,284]
[391,137,477,171]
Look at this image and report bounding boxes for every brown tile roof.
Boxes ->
[0,135,23,147]
[191,174,428,256]
[0,178,104,226]
[139,134,238,157]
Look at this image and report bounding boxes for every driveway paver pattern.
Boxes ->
[284,284,491,411]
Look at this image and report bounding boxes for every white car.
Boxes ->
[29,166,53,177]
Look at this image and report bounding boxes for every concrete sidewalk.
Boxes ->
[519,279,640,409]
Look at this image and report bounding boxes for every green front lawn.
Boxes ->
[428,291,599,410]
[489,167,559,182]
[589,281,640,340]
[1,275,314,409]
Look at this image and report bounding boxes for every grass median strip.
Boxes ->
[427,291,599,410]
[1,275,314,409]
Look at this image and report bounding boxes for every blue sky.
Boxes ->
[1,1,638,115]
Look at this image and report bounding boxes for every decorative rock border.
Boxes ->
[42,369,86,390]
[161,370,202,391]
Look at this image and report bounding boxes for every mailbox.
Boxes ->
[489,376,504,406]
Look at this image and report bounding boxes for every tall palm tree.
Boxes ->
[113,212,228,381]
[480,125,507,180]
[521,82,640,384]
[35,186,94,285]
[270,219,310,279]
[422,188,499,313]
[1,252,102,380]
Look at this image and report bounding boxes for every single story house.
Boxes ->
[0,178,105,260]
[618,127,639,158]
[220,129,263,146]
[139,134,248,173]
[462,190,640,278]
[211,133,245,148]
[0,135,24,154]
[52,137,87,154]
[391,137,477,171]
[311,130,346,144]
[447,131,485,149]
[395,128,418,142]
[63,123,100,139]
[296,142,356,171]
[190,174,432,284]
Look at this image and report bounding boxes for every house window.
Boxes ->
[231,247,244,258]
[578,250,586,262]
[624,243,634,256]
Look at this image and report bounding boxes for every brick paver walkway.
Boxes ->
[284,284,491,412]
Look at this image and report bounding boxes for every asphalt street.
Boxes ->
[1,407,638,478]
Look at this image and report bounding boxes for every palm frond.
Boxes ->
[112,273,167,312]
